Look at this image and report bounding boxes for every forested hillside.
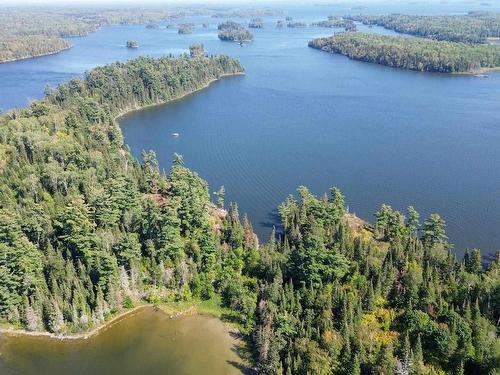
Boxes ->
[347,13,500,44]
[309,32,500,73]
[0,54,244,333]
[0,51,498,375]
[0,36,71,63]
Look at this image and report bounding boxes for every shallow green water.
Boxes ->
[0,307,248,375]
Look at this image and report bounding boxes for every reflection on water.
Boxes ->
[0,307,248,375]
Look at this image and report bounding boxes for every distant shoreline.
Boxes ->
[0,45,73,65]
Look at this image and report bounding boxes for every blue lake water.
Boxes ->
[1,2,500,257]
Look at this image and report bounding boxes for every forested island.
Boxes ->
[0,48,498,374]
[249,18,264,29]
[287,22,307,28]
[346,13,500,44]
[312,16,357,31]
[218,21,254,42]
[126,40,139,49]
[309,32,500,73]
[218,30,254,42]
[178,23,194,35]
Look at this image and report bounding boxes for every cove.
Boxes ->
[0,307,247,375]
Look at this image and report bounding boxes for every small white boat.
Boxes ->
[172,133,179,137]
[474,74,488,78]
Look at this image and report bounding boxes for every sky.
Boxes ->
[0,0,462,6]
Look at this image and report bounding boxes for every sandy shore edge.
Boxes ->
[0,305,154,340]
[0,302,233,341]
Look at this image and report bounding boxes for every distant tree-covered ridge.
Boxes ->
[0,36,71,63]
[0,8,175,63]
[0,54,244,334]
[347,13,500,44]
[0,7,276,63]
[309,32,500,73]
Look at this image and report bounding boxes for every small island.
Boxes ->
[248,17,264,29]
[217,21,253,43]
[217,20,243,31]
[126,40,139,48]
[178,23,193,34]
[218,29,254,42]
[309,32,500,74]
[287,21,307,28]
[313,16,357,31]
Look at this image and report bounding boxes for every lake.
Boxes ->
[1,2,499,258]
[0,307,247,375]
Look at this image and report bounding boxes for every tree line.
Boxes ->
[309,32,500,73]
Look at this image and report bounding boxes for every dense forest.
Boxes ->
[347,13,500,44]
[0,54,244,334]
[309,32,500,73]
[251,189,499,374]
